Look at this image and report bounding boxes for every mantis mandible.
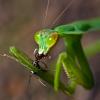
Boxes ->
[34,18,100,94]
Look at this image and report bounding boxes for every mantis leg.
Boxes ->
[54,50,93,94]
[54,52,77,94]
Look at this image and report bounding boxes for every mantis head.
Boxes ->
[34,29,58,55]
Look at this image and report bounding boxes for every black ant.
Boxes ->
[32,49,48,72]
[25,49,48,91]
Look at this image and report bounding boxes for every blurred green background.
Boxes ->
[0,0,100,100]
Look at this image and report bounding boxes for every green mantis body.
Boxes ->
[34,18,100,94]
[7,18,100,95]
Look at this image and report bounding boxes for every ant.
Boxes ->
[26,49,49,90]
[32,49,48,72]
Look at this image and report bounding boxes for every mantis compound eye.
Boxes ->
[46,32,58,48]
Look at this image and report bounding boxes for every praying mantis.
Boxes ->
[5,17,99,95]
[33,18,100,94]
[7,18,100,95]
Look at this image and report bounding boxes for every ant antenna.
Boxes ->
[51,0,75,26]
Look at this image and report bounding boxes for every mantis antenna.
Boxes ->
[51,0,75,26]
[42,0,50,28]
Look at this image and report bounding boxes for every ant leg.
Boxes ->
[33,49,38,54]
[33,49,39,59]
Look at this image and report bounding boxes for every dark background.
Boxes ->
[0,0,100,100]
